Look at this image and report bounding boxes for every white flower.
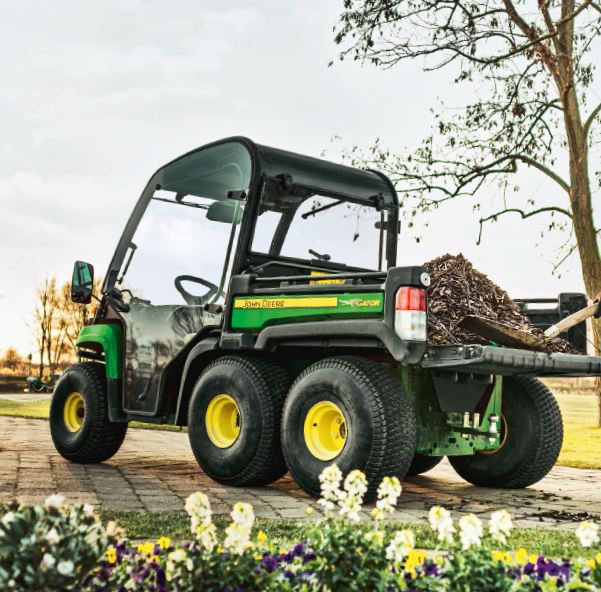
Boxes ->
[185,492,212,526]
[44,494,66,509]
[459,514,483,550]
[576,521,600,548]
[224,522,252,555]
[45,528,60,545]
[344,470,368,499]
[386,529,415,563]
[231,502,255,530]
[337,470,368,521]
[375,476,402,517]
[57,560,74,576]
[1,511,15,526]
[40,553,55,572]
[83,504,95,516]
[318,464,343,511]
[338,492,363,522]
[105,521,120,538]
[428,506,455,543]
[166,549,191,578]
[489,509,513,545]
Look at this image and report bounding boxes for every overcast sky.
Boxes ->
[1,1,599,356]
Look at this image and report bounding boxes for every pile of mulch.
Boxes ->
[424,253,576,353]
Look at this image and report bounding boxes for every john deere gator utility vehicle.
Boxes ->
[51,137,601,499]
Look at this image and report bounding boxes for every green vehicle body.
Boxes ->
[78,301,501,457]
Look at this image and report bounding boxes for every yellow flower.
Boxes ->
[529,554,538,564]
[217,545,223,553]
[158,536,171,550]
[586,559,596,569]
[596,552,601,564]
[138,541,155,555]
[257,530,267,544]
[491,550,505,563]
[357,547,363,556]
[434,555,444,566]
[105,548,117,565]
[514,548,528,564]
[279,547,288,555]
[305,507,314,516]
[254,553,263,561]
[150,555,159,564]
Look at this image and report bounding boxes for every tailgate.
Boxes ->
[421,344,601,377]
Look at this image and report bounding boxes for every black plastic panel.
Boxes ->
[422,344,601,376]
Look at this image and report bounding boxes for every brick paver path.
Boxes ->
[1,417,599,530]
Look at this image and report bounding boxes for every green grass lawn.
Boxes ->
[93,511,600,558]
[0,392,599,468]
[0,399,184,433]
[555,393,601,470]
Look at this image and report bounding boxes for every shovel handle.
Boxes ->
[544,300,599,339]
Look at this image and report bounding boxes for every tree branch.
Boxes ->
[510,154,571,192]
[477,206,573,244]
[584,101,601,138]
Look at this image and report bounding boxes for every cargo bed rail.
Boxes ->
[422,344,601,377]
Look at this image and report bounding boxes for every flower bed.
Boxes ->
[0,466,599,591]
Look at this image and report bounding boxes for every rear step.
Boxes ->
[422,344,601,377]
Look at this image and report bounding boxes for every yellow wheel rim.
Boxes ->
[205,394,241,448]
[63,392,85,433]
[303,401,347,461]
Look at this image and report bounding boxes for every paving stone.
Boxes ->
[1,417,599,531]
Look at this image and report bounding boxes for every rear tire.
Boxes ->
[50,363,127,463]
[406,453,443,477]
[281,356,416,501]
[188,355,289,487]
[449,377,562,488]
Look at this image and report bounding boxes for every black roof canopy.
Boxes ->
[156,136,398,207]
[253,141,398,207]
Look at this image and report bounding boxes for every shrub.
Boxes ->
[0,495,116,591]
[1,469,600,591]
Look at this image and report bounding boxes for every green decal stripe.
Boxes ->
[231,292,384,330]
[76,324,123,379]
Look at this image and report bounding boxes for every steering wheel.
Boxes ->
[174,275,224,306]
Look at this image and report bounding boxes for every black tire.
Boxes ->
[406,453,443,477]
[188,355,289,487]
[50,363,127,463]
[281,356,416,501]
[449,377,563,488]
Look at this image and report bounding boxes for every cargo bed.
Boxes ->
[421,344,601,377]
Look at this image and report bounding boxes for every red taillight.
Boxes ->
[395,287,426,312]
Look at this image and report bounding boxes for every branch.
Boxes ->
[477,206,573,244]
[510,154,571,192]
[584,101,601,138]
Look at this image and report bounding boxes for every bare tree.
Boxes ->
[31,278,56,378]
[334,0,601,424]
[1,347,22,373]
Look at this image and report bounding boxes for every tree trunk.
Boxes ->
[561,81,601,427]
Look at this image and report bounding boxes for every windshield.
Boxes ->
[114,141,251,305]
[251,179,391,271]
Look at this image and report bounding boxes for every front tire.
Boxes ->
[188,355,289,487]
[281,356,416,501]
[449,377,563,488]
[50,363,127,463]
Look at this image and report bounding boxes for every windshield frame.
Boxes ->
[246,177,399,273]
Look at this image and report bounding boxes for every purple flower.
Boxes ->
[261,555,278,573]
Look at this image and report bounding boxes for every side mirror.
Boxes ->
[206,201,243,224]
[71,261,94,304]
